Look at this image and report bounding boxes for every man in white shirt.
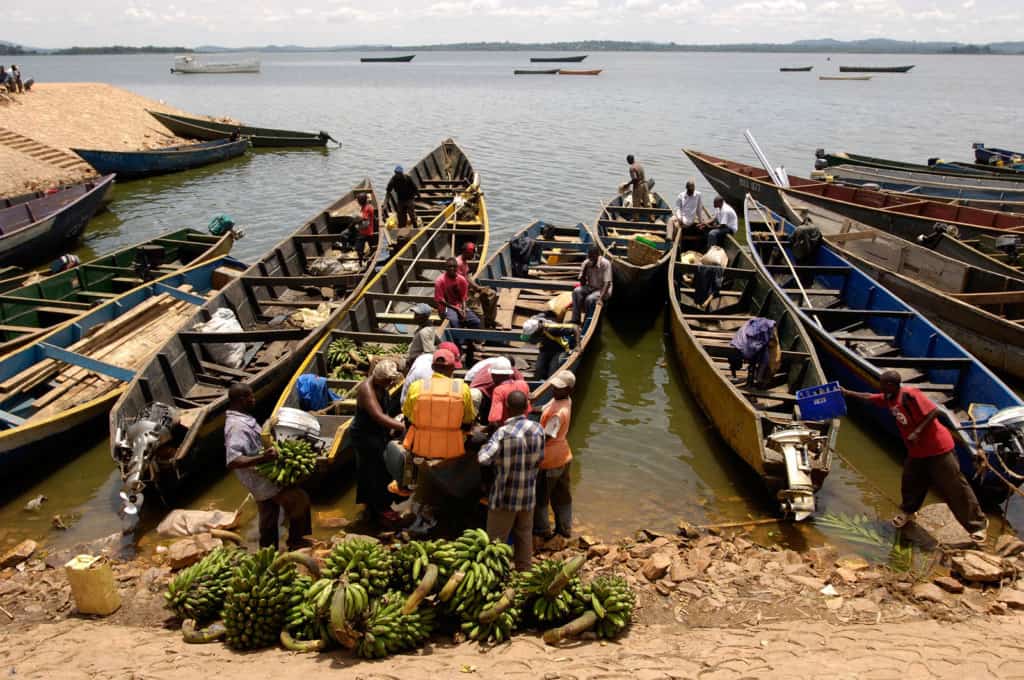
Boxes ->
[704,196,739,249]
[669,180,703,240]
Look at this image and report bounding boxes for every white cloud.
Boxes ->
[961,0,975,7]
[913,7,956,20]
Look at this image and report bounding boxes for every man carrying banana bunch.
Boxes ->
[225,383,313,550]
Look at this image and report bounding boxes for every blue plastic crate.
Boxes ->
[796,381,847,421]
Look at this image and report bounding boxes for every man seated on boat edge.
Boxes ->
[840,370,988,543]
[669,179,704,241]
[697,197,739,250]
[571,246,612,326]
[224,383,313,550]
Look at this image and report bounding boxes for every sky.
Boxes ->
[5,0,1023,48]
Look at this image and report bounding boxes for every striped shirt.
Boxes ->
[478,415,546,511]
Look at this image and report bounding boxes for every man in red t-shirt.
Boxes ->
[487,366,531,429]
[355,193,376,263]
[842,370,987,541]
[434,257,481,330]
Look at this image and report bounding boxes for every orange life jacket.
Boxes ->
[540,398,572,469]
[403,374,466,459]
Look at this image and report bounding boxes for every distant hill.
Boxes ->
[5,38,1024,56]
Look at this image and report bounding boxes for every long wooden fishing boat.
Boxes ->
[0,256,245,492]
[148,110,334,148]
[684,149,1024,277]
[263,182,488,480]
[667,232,837,519]
[780,66,813,72]
[794,199,1024,380]
[514,69,559,75]
[382,139,479,232]
[558,69,602,76]
[744,195,1024,506]
[171,56,260,74]
[0,174,115,267]
[974,143,1024,167]
[818,163,1024,214]
[815,150,1024,181]
[0,226,236,357]
[531,55,587,63]
[108,180,391,512]
[360,55,415,63]
[839,65,914,73]
[593,190,686,304]
[819,75,872,81]
[72,139,249,179]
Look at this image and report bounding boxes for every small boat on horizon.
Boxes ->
[170,55,260,74]
[514,68,559,75]
[780,66,813,72]
[558,69,602,76]
[530,55,587,63]
[819,75,872,81]
[360,54,415,63]
[839,65,914,73]
[816,149,1024,182]
[973,143,1024,168]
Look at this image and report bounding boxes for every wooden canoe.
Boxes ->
[839,65,914,73]
[780,66,813,72]
[667,232,836,519]
[514,69,559,75]
[360,55,415,63]
[264,183,488,480]
[819,75,872,81]
[744,195,1024,506]
[816,150,1024,181]
[684,149,1024,278]
[796,200,1024,381]
[0,227,236,358]
[558,69,602,76]
[0,174,115,267]
[148,110,333,148]
[974,143,1024,167]
[72,139,249,179]
[531,55,587,63]
[0,255,245,491]
[819,163,1024,214]
[108,180,390,509]
[382,139,480,233]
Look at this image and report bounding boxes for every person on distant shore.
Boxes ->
[700,197,738,249]
[386,165,419,230]
[224,383,312,550]
[355,192,376,263]
[534,370,576,539]
[625,154,649,209]
[479,390,545,571]
[669,180,703,240]
[841,371,988,542]
[10,65,22,93]
[0,66,10,92]
[571,246,612,325]
[435,257,481,332]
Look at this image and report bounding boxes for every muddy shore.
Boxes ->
[0,83,195,195]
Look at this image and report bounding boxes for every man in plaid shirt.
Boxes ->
[478,390,545,570]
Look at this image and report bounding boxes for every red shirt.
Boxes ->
[866,386,954,458]
[489,377,532,426]
[360,204,376,237]
[434,272,469,310]
[456,254,472,279]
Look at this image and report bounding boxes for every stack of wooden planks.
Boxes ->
[0,290,201,422]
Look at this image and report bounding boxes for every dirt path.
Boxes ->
[3,616,1023,679]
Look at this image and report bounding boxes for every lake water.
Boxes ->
[2,51,1023,552]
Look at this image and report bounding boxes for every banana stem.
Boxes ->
[542,611,598,645]
[209,529,244,545]
[272,551,322,579]
[328,579,359,650]
[546,555,586,597]
[438,570,465,602]
[280,630,326,653]
[181,619,227,644]
[478,588,516,624]
[402,563,438,615]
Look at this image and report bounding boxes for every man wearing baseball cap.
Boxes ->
[534,370,576,539]
[386,164,419,230]
[401,347,476,460]
[405,303,437,368]
[401,341,463,404]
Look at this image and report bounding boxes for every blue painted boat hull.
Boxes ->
[746,199,1024,506]
[0,256,245,487]
[974,144,1024,167]
[71,139,249,179]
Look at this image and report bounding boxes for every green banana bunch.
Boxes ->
[257,438,318,487]
[544,574,635,645]
[389,540,452,593]
[440,528,513,618]
[355,591,436,659]
[327,576,371,649]
[322,537,392,598]
[460,584,521,645]
[165,546,246,623]
[284,576,334,642]
[326,338,357,370]
[222,548,303,650]
[519,555,585,626]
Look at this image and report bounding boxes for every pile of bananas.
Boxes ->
[322,537,392,598]
[326,337,408,381]
[222,548,304,650]
[544,573,636,645]
[519,555,585,626]
[439,528,513,618]
[389,539,452,593]
[284,576,333,642]
[257,438,318,487]
[460,585,521,644]
[165,546,245,623]
[355,591,436,659]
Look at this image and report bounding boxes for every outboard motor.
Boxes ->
[133,245,166,283]
[113,402,180,515]
[767,427,828,521]
[978,406,1024,476]
[994,235,1022,263]
[916,222,959,248]
[813,157,829,171]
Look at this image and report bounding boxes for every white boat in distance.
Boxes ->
[170,55,260,74]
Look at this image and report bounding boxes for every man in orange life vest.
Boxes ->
[534,370,575,539]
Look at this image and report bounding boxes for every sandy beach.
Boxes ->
[0,83,193,195]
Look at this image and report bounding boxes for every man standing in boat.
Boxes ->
[841,371,988,542]
[669,180,704,240]
[224,383,312,550]
[355,192,376,263]
[625,154,650,210]
[386,165,419,231]
[571,246,612,326]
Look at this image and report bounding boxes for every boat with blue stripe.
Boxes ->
[973,143,1024,168]
[744,195,1024,507]
[0,255,244,490]
[71,138,249,179]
